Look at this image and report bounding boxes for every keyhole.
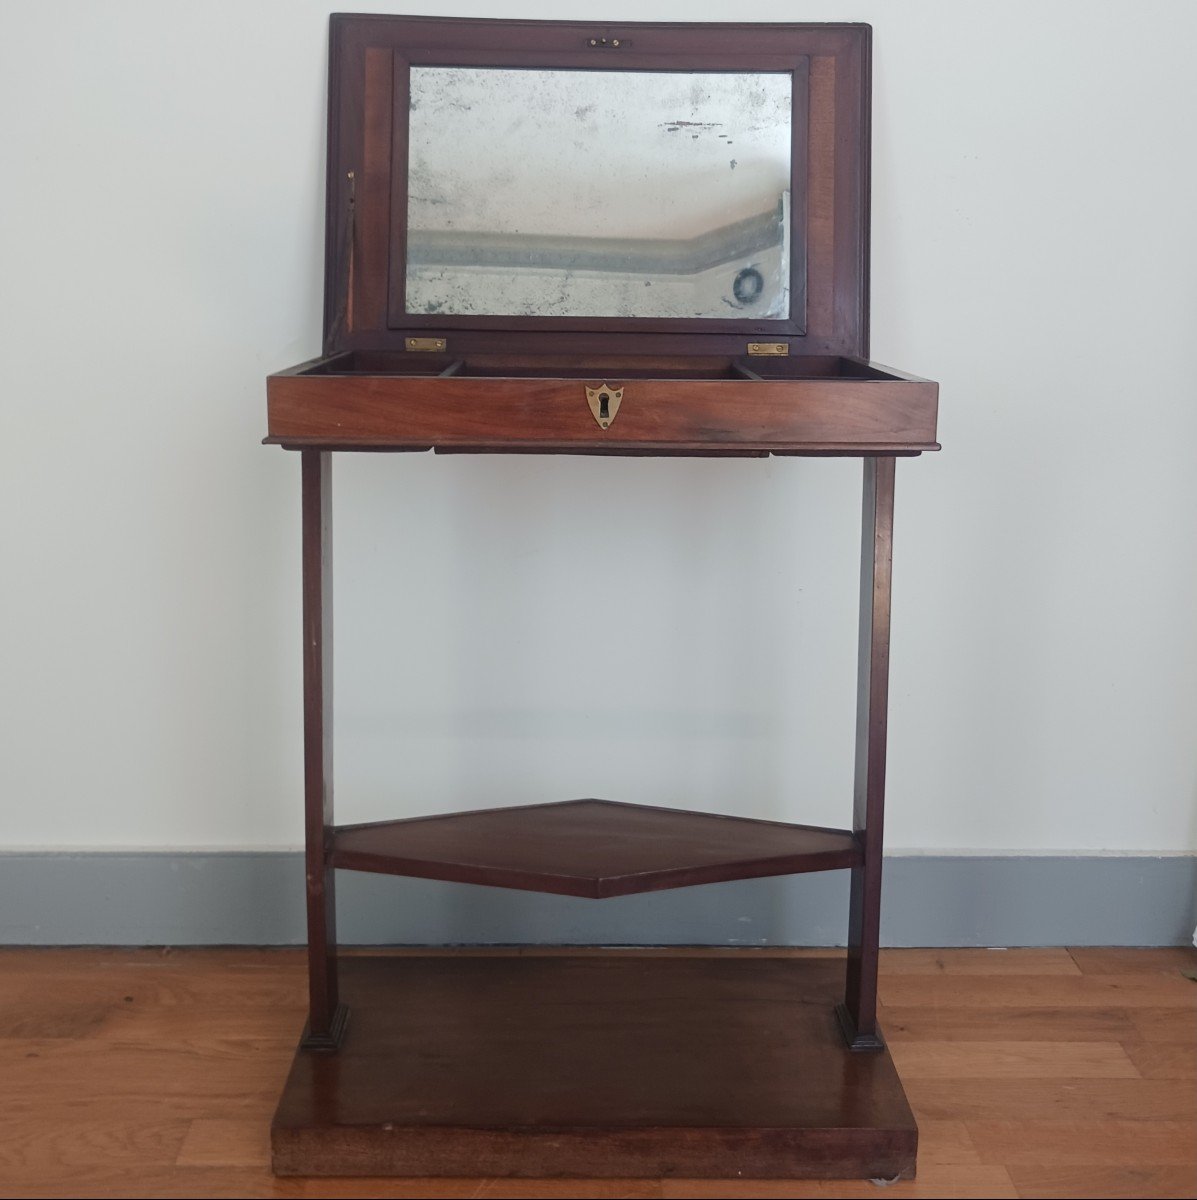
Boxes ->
[599,392,610,419]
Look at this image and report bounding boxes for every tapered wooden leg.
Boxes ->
[837,456,895,1052]
[300,450,347,1050]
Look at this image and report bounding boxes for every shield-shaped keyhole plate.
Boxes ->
[585,383,624,430]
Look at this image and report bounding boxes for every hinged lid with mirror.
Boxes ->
[267,15,938,455]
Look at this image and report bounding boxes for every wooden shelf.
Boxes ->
[330,798,860,898]
[272,953,916,1178]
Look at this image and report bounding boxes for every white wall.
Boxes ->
[1,0,1194,853]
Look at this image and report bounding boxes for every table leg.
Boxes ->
[300,450,347,1049]
[837,455,895,1052]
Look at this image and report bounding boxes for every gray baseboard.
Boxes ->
[0,853,1193,946]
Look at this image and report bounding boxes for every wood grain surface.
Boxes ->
[331,799,861,897]
[0,947,1192,1198]
[270,956,916,1179]
[266,371,939,453]
[321,18,870,361]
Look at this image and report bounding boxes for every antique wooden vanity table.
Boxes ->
[266,14,938,1180]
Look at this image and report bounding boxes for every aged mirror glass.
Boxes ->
[405,68,794,320]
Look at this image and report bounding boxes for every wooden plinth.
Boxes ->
[271,954,917,1179]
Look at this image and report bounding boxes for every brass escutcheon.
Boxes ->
[585,383,624,429]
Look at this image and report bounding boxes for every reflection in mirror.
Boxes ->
[406,68,793,320]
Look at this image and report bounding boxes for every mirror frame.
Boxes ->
[323,16,871,360]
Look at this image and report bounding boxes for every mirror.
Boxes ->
[405,67,794,320]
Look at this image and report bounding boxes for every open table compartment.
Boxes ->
[267,354,938,454]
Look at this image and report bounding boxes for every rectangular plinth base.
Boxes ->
[271,954,917,1179]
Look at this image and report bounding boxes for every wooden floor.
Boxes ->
[0,947,1193,1199]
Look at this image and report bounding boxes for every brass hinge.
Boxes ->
[405,337,447,352]
[747,342,789,356]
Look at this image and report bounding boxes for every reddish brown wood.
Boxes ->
[300,451,346,1050]
[839,455,895,1051]
[267,366,937,453]
[271,954,916,1178]
[355,48,392,334]
[807,54,836,339]
[331,798,861,898]
[267,15,936,1177]
[321,16,872,360]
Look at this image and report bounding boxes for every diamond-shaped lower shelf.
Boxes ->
[330,798,860,898]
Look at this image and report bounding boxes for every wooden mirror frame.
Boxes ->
[324,16,871,361]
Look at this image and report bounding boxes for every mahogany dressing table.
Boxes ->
[266,15,939,1180]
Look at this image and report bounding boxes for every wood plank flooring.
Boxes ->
[0,947,1192,1199]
